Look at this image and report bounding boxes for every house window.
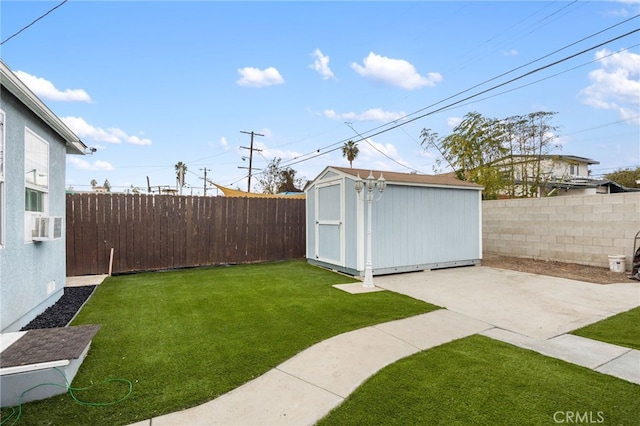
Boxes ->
[24,128,49,213]
[0,110,4,246]
[569,164,576,176]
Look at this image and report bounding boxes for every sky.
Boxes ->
[1,0,639,195]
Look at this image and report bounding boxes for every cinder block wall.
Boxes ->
[482,193,640,271]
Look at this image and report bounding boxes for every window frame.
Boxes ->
[24,126,49,214]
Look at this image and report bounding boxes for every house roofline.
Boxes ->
[497,154,599,165]
[1,59,86,155]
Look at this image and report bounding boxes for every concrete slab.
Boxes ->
[480,328,538,348]
[374,310,493,350]
[65,275,109,287]
[332,283,385,294]
[543,335,632,369]
[482,329,631,369]
[596,350,640,385]
[277,326,418,398]
[376,266,640,339]
[152,369,343,426]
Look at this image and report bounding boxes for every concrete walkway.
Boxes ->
[129,266,640,426]
[65,275,109,287]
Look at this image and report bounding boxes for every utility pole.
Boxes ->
[240,131,264,192]
[199,168,211,196]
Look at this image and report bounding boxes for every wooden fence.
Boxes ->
[66,193,306,276]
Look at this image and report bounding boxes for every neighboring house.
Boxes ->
[494,154,634,197]
[0,59,86,332]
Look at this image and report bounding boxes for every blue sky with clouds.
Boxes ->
[2,1,639,194]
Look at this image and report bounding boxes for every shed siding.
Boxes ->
[305,187,316,259]
[372,185,480,272]
[344,180,360,270]
[306,167,482,277]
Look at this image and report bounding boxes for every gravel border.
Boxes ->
[21,286,96,331]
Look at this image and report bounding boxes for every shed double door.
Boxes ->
[315,181,344,266]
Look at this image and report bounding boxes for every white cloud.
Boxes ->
[309,49,335,80]
[236,67,284,87]
[606,0,640,16]
[447,117,462,128]
[579,49,640,124]
[62,116,152,145]
[126,135,152,146]
[502,49,518,56]
[253,141,301,163]
[220,137,229,150]
[14,71,91,102]
[324,108,406,122]
[605,8,630,17]
[67,156,114,171]
[357,138,415,172]
[359,138,400,159]
[350,52,442,90]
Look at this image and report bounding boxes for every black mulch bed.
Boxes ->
[21,286,96,331]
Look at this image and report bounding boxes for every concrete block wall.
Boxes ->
[482,193,640,271]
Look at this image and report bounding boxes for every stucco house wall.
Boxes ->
[0,60,86,332]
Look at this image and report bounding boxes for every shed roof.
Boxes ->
[1,59,86,155]
[326,166,483,190]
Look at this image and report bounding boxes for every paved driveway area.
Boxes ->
[375,266,640,340]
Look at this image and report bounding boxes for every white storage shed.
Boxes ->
[305,166,484,277]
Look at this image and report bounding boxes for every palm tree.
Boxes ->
[175,161,187,194]
[90,179,97,188]
[342,140,359,168]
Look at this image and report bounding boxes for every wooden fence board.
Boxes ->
[66,193,306,275]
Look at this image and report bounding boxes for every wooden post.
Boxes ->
[108,247,114,276]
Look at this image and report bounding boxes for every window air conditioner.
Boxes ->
[32,216,63,241]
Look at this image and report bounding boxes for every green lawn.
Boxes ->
[318,335,640,426]
[1,260,437,425]
[571,306,640,350]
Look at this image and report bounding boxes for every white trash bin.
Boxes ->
[608,255,626,273]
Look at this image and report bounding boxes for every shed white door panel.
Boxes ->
[315,181,344,265]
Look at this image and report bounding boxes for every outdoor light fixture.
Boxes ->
[355,171,386,288]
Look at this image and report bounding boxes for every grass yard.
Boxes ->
[318,335,640,426]
[1,260,437,426]
[571,306,640,351]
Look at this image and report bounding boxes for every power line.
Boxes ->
[345,122,421,173]
[360,14,640,142]
[275,20,640,171]
[199,168,211,196]
[434,44,640,116]
[279,27,640,172]
[563,115,640,137]
[239,131,264,192]
[1,0,68,46]
[447,1,582,74]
